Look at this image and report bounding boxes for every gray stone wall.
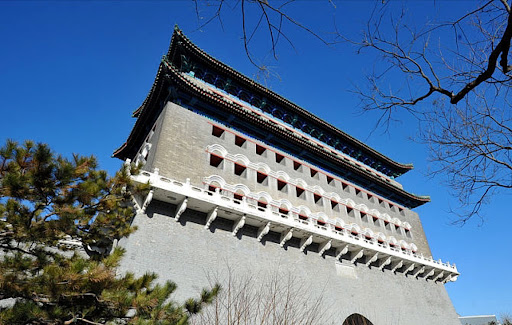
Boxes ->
[118,201,460,325]
[143,102,432,256]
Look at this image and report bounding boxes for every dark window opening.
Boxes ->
[372,216,379,225]
[378,198,384,204]
[279,207,289,215]
[310,168,318,177]
[275,153,285,163]
[342,182,349,191]
[367,194,373,201]
[314,193,322,204]
[347,207,354,216]
[210,155,223,167]
[212,125,225,137]
[235,135,246,147]
[331,200,339,209]
[317,219,326,226]
[405,229,411,238]
[234,193,244,201]
[258,201,268,208]
[361,212,368,222]
[234,163,246,176]
[389,203,394,210]
[326,175,334,185]
[257,172,268,184]
[355,188,361,195]
[277,179,287,191]
[293,161,302,170]
[384,221,391,230]
[394,224,401,231]
[256,144,266,155]
[296,187,305,198]
[335,225,343,231]
[208,185,218,192]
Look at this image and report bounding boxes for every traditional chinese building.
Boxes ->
[115,26,460,324]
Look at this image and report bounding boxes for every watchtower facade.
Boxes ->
[115,27,460,324]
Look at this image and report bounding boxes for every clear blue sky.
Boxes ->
[1,1,510,318]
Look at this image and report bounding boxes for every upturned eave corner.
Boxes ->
[165,27,414,178]
[114,29,430,209]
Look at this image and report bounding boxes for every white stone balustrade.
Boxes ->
[133,171,459,281]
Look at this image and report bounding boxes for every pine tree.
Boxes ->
[0,140,218,325]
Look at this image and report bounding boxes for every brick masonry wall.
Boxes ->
[118,200,460,325]
[145,102,432,256]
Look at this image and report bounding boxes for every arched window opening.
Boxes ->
[212,125,225,138]
[296,186,306,199]
[279,205,289,216]
[207,181,222,194]
[298,213,309,221]
[364,231,373,240]
[331,199,340,212]
[277,179,288,192]
[256,144,266,156]
[235,135,246,147]
[233,190,245,203]
[293,161,302,171]
[234,163,247,177]
[257,171,268,185]
[257,199,268,210]
[342,313,374,325]
[349,224,360,236]
[275,152,285,164]
[210,154,224,168]
[314,193,323,205]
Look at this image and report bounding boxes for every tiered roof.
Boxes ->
[114,26,430,208]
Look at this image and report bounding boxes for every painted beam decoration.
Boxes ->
[114,27,430,209]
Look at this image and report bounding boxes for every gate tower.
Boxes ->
[114,27,460,324]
